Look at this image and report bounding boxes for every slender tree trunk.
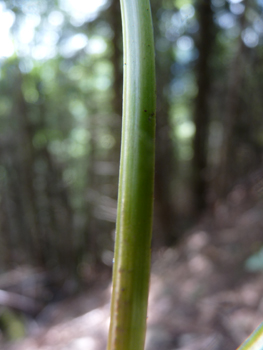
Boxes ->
[15,74,44,264]
[192,0,215,215]
[107,0,123,179]
[216,0,247,197]
[108,0,123,118]
[82,0,123,265]
[152,0,178,245]
[154,76,178,245]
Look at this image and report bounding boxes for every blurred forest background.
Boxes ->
[1,0,263,343]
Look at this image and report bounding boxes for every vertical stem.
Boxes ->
[107,0,156,349]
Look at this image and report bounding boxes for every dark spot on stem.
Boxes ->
[144,110,147,112]
[148,112,155,121]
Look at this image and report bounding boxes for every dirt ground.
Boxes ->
[2,190,263,350]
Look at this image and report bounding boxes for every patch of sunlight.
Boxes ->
[16,13,59,60]
[180,4,195,19]
[19,59,34,73]
[18,14,40,44]
[175,0,193,8]
[0,3,15,58]
[177,36,194,51]
[171,79,185,96]
[59,33,88,58]
[95,76,111,91]
[242,27,259,48]
[230,2,245,15]
[70,128,90,145]
[70,337,97,350]
[175,48,197,64]
[59,0,107,26]
[80,308,105,326]
[229,0,243,3]
[48,11,64,27]
[32,43,57,60]
[177,121,195,139]
[0,0,106,60]
[86,37,107,55]
[217,11,236,29]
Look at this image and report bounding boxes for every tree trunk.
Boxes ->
[192,0,215,215]
[152,0,179,246]
[216,0,248,197]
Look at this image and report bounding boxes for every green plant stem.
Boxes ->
[236,322,263,350]
[107,0,156,349]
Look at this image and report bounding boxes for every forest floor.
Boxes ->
[2,187,263,350]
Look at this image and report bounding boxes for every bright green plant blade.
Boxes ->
[237,322,263,350]
[107,0,156,349]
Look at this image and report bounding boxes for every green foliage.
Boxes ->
[0,309,25,341]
